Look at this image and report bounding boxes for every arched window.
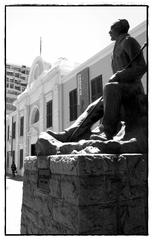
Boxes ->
[31,108,39,124]
[34,109,39,123]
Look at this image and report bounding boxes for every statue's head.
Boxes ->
[109,19,130,41]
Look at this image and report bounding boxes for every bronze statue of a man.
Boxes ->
[36,19,147,156]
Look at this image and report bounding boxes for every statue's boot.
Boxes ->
[46,129,72,142]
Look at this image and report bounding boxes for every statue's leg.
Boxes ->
[91,82,122,141]
[102,82,122,135]
[47,97,104,142]
[66,97,104,141]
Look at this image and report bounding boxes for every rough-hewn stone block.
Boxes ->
[52,198,79,232]
[21,153,148,235]
[78,204,117,234]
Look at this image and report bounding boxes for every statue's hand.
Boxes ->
[109,73,118,82]
[109,70,124,83]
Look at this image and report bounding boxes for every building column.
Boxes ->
[39,92,45,133]
[15,105,19,169]
[52,83,60,132]
[24,98,30,157]
[57,74,63,131]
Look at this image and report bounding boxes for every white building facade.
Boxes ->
[6,21,147,176]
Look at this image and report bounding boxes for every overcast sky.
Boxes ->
[6,5,147,67]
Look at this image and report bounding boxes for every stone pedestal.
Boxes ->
[21,154,148,235]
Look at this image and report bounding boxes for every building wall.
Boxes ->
[62,77,77,128]
[6,112,18,174]
[5,58,65,175]
[62,53,113,129]
[89,53,113,86]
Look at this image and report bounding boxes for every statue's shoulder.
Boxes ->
[122,35,139,48]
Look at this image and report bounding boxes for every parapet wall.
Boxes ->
[20,153,148,235]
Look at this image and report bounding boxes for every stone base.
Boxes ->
[20,154,148,235]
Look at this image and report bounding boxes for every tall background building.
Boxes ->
[6,64,30,115]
